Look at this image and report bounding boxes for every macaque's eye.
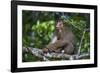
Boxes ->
[57,22,61,26]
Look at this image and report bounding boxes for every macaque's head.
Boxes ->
[56,20,64,30]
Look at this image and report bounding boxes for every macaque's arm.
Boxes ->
[43,33,57,53]
[50,36,57,44]
[46,39,68,51]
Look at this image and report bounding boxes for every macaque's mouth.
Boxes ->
[56,27,62,30]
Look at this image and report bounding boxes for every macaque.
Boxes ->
[43,19,76,55]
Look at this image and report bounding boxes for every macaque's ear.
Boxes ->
[64,21,71,26]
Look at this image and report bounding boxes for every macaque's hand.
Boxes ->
[42,48,49,53]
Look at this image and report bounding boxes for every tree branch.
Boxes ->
[23,47,90,60]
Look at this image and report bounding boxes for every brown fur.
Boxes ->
[43,22,76,55]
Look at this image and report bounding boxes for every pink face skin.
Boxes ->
[56,21,64,30]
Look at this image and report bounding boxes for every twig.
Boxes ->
[78,53,90,59]
[77,29,86,55]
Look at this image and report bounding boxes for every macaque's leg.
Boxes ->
[64,43,74,55]
[54,48,62,53]
[46,40,68,51]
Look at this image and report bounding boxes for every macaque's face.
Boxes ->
[56,21,64,30]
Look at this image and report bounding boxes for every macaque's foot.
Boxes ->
[42,48,49,53]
